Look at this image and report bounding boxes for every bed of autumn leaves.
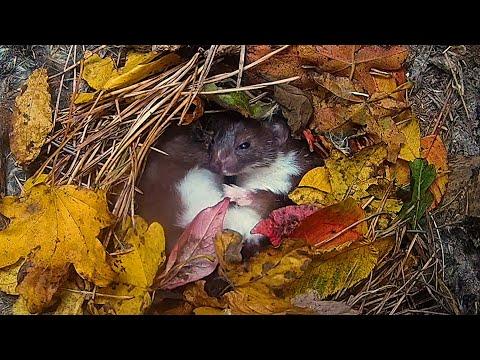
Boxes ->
[0,45,449,315]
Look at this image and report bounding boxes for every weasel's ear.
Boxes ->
[265,118,290,145]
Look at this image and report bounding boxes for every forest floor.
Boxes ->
[0,44,479,314]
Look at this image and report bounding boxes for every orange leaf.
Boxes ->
[421,135,449,208]
[291,198,367,252]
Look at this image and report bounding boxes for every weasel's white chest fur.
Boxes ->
[236,151,301,194]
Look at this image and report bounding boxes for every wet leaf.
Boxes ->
[10,68,52,165]
[251,205,319,247]
[292,198,368,252]
[157,198,230,290]
[0,175,115,313]
[421,135,448,208]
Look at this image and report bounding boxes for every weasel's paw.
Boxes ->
[223,184,254,207]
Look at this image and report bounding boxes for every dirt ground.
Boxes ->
[0,45,479,314]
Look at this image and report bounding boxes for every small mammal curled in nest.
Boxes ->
[136,111,323,256]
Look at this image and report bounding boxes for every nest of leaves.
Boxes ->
[0,45,460,314]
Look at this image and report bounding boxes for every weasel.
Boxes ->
[136,111,323,254]
[203,111,323,252]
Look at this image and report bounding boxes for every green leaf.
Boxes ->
[202,83,275,120]
[399,158,436,226]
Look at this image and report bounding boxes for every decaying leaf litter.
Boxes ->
[0,45,469,314]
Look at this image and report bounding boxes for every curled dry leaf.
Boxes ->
[291,197,368,252]
[156,198,230,290]
[183,280,227,309]
[291,291,359,315]
[273,83,313,136]
[251,205,319,247]
[9,68,52,165]
[313,73,365,103]
[421,135,448,209]
[93,216,165,315]
[0,175,115,313]
[182,97,205,125]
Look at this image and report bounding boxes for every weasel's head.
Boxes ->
[206,112,290,176]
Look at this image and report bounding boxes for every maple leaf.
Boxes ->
[291,198,368,252]
[0,175,115,313]
[421,135,448,209]
[156,198,230,290]
[91,215,165,315]
[9,68,52,165]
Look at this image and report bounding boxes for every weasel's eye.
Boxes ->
[238,142,250,150]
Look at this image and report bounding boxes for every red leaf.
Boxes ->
[291,198,367,251]
[251,204,319,247]
[158,198,230,290]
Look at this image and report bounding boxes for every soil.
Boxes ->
[0,44,479,314]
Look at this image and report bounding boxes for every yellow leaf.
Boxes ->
[221,238,311,288]
[298,167,332,193]
[364,198,403,229]
[0,260,22,295]
[183,280,227,309]
[365,116,406,163]
[193,307,231,315]
[398,116,421,161]
[74,92,99,104]
[312,145,387,206]
[223,282,293,314]
[0,175,115,312]
[9,68,52,165]
[290,242,378,299]
[102,52,182,91]
[92,216,165,315]
[82,54,116,90]
[54,285,86,315]
[289,187,329,206]
[214,230,243,272]
[12,296,34,315]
